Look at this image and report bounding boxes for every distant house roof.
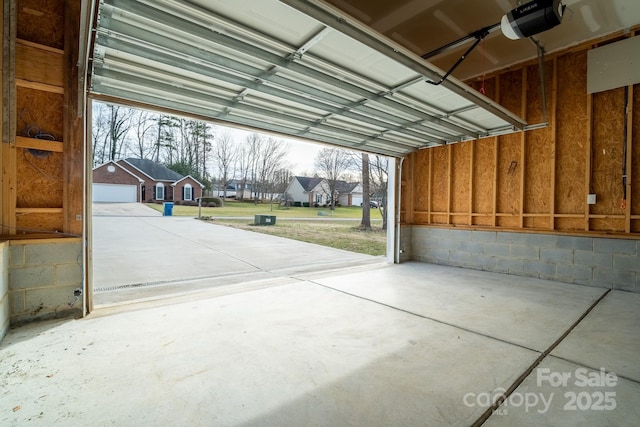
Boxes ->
[172,175,205,188]
[295,176,325,191]
[122,158,184,182]
[335,181,360,193]
[294,176,360,194]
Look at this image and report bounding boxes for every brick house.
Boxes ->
[92,158,204,203]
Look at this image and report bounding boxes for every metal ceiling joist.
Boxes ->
[90,0,528,157]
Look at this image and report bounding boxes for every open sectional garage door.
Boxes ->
[87,0,528,159]
[92,184,137,203]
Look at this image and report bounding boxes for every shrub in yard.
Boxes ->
[314,203,319,208]
[294,201,302,207]
[302,202,310,207]
[200,197,222,206]
[206,202,217,207]
[174,200,182,205]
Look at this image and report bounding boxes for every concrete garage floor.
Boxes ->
[2,263,639,426]
[1,204,638,425]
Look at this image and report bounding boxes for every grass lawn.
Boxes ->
[145,200,386,220]
[208,219,387,256]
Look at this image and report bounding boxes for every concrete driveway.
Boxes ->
[92,203,384,305]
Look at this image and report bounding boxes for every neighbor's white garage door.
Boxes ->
[92,184,137,202]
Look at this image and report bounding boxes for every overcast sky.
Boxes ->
[217,124,330,176]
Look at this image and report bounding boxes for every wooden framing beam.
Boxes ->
[520,67,527,228]
[585,92,593,232]
[468,141,474,226]
[63,0,84,236]
[549,58,557,231]
[625,85,633,233]
[2,0,16,236]
[447,144,452,225]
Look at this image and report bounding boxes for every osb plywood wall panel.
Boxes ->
[404,42,640,237]
[16,87,64,140]
[524,62,552,218]
[591,88,625,232]
[17,0,64,49]
[16,212,64,233]
[472,138,495,226]
[413,149,429,212]
[555,52,587,217]
[16,150,63,208]
[451,142,470,215]
[430,146,448,224]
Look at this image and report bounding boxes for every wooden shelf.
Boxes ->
[16,136,63,153]
[16,78,64,94]
[16,208,64,215]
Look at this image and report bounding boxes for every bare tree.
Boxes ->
[370,155,389,230]
[129,110,156,159]
[212,130,237,202]
[91,103,110,165]
[360,153,371,229]
[314,148,351,210]
[107,105,133,161]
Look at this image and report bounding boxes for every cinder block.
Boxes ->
[472,254,496,271]
[510,245,539,260]
[613,254,640,273]
[427,248,450,262]
[24,243,81,267]
[496,232,525,244]
[593,238,636,255]
[412,227,431,242]
[461,241,482,253]
[25,285,79,311]
[524,260,557,276]
[0,295,9,329]
[449,229,473,241]
[472,231,496,243]
[483,243,510,257]
[429,228,450,240]
[540,248,573,264]
[9,266,55,290]
[556,236,593,251]
[555,264,593,282]
[593,268,635,288]
[525,233,557,248]
[449,251,472,266]
[574,251,612,268]
[496,258,524,273]
[439,239,461,250]
[10,290,25,314]
[9,245,24,268]
[55,263,83,286]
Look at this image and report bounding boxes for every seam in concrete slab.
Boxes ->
[545,354,640,386]
[305,280,541,353]
[472,288,612,426]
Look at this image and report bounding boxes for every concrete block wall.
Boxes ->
[409,227,640,292]
[9,239,83,325]
[0,242,9,342]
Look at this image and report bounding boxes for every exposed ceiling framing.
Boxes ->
[89,0,528,158]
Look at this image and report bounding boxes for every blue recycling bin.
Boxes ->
[163,202,174,216]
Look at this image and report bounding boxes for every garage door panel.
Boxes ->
[93,184,137,203]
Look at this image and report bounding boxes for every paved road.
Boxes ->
[92,203,385,305]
